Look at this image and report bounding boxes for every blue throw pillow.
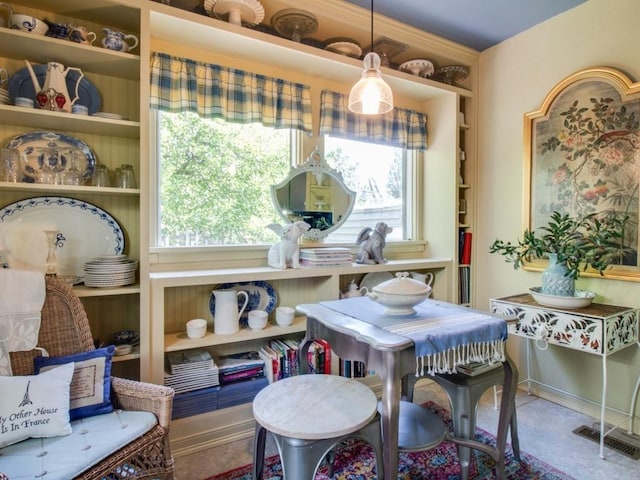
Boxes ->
[34,345,115,421]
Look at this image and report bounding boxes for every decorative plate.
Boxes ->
[433,65,469,85]
[398,59,435,78]
[209,280,277,324]
[529,287,595,309]
[203,0,265,26]
[0,196,124,278]
[270,8,318,40]
[5,131,97,183]
[325,37,362,58]
[7,64,101,113]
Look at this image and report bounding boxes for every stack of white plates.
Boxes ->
[83,254,138,287]
[0,88,10,105]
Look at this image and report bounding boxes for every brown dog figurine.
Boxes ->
[355,222,393,264]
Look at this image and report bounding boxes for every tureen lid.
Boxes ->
[372,271,431,295]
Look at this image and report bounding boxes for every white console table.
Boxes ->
[490,294,639,459]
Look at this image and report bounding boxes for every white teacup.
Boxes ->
[275,306,295,326]
[186,318,207,339]
[248,310,268,330]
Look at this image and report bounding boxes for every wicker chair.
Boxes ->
[8,276,175,480]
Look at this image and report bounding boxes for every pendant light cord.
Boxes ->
[370,0,374,51]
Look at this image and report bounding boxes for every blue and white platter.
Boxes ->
[5,131,97,183]
[8,64,101,114]
[0,196,124,279]
[210,281,277,325]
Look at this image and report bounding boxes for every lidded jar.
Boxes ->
[367,271,432,315]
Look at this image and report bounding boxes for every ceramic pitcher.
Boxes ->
[212,289,248,334]
[101,28,139,52]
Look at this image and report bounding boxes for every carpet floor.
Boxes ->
[205,402,576,480]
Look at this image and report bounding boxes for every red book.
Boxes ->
[316,339,332,375]
[461,232,472,265]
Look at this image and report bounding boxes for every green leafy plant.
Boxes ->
[489,210,629,279]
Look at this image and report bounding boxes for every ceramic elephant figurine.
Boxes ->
[266,221,311,269]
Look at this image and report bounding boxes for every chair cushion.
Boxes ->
[0,410,157,480]
[34,346,115,421]
[0,362,74,448]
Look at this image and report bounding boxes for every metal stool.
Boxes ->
[394,399,505,478]
[252,374,384,480]
[404,365,520,480]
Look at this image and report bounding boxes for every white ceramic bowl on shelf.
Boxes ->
[275,306,295,326]
[248,310,268,330]
[186,318,208,339]
[9,14,49,35]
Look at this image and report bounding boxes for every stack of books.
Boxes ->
[164,349,220,394]
[455,361,501,377]
[217,351,265,385]
[300,247,353,267]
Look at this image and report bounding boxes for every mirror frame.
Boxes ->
[271,148,356,240]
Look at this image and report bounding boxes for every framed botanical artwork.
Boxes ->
[524,67,640,279]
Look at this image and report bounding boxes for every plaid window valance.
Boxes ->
[319,90,428,150]
[149,52,313,134]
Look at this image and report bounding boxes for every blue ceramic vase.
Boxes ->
[541,253,575,297]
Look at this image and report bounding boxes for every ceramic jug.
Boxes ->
[212,289,249,335]
[101,28,139,52]
[25,60,83,113]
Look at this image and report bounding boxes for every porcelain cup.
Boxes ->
[275,306,295,326]
[68,24,96,45]
[248,310,268,330]
[44,21,70,39]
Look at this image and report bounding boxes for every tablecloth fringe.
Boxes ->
[416,340,505,376]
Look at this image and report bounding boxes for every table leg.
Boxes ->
[493,354,517,480]
[379,352,402,480]
[599,353,607,459]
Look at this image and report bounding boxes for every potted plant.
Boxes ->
[489,210,629,297]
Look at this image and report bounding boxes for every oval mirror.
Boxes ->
[271,148,356,240]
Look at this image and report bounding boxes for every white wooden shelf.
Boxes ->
[0,182,140,196]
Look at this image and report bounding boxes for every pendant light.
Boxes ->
[348,0,393,115]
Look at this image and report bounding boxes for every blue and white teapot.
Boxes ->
[101,28,138,52]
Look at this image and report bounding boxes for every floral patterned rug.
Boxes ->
[205,402,575,480]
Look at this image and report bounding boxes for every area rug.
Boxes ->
[205,402,575,480]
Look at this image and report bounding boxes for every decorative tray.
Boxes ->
[5,130,96,183]
[0,196,124,279]
[529,287,595,309]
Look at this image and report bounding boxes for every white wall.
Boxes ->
[476,0,640,422]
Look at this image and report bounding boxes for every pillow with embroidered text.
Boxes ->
[0,361,74,448]
[34,345,115,421]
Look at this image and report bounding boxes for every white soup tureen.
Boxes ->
[366,271,432,315]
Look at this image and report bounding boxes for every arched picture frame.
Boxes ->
[524,67,640,280]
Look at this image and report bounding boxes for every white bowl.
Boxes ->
[248,310,268,330]
[186,318,207,338]
[275,306,295,326]
[9,14,49,35]
[529,287,595,309]
[366,271,432,315]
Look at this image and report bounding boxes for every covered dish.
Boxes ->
[366,271,432,315]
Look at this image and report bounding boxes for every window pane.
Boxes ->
[324,136,406,241]
[157,112,290,246]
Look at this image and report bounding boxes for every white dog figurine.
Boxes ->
[355,222,393,264]
[266,221,311,269]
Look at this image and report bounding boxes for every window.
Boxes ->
[156,111,291,247]
[324,136,412,242]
